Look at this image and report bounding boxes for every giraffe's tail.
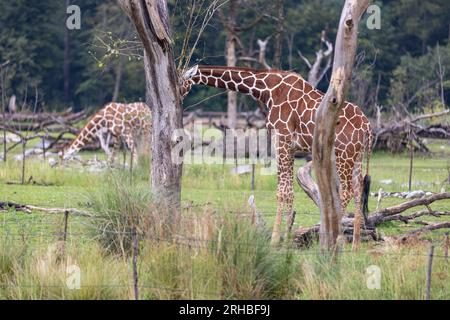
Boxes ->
[362,129,373,220]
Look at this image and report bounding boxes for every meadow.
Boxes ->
[0,138,449,300]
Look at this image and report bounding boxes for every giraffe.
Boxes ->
[180,65,373,245]
[62,102,152,163]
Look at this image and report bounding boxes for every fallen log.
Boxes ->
[294,223,379,247]
[0,201,92,217]
[0,109,75,121]
[373,110,450,153]
[296,160,320,207]
[293,162,450,247]
[0,111,87,132]
[395,222,450,243]
[367,192,450,227]
[382,210,450,224]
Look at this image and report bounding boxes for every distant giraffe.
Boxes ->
[181,65,373,245]
[62,102,152,163]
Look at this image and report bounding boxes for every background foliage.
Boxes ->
[0,0,449,114]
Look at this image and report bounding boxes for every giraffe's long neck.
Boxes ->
[189,66,283,105]
[64,111,106,159]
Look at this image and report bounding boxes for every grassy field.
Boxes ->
[0,139,449,299]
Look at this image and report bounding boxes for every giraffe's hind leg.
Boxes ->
[336,157,355,249]
[97,130,111,158]
[351,154,364,250]
[271,139,295,246]
[124,133,138,165]
[337,158,354,216]
[108,136,121,165]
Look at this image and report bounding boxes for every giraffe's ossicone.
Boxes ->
[181,65,373,245]
[62,102,152,164]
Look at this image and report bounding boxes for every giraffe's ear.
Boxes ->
[183,65,199,79]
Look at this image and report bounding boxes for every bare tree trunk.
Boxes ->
[286,33,295,70]
[312,0,370,253]
[257,38,271,69]
[119,0,183,214]
[437,44,445,106]
[64,0,71,103]
[1,61,10,162]
[298,31,333,87]
[225,0,237,129]
[112,55,124,102]
[273,0,284,68]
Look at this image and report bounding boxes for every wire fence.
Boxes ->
[0,207,449,299]
[1,209,449,257]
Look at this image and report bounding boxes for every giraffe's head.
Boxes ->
[59,143,78,162]
[179,65,199,98]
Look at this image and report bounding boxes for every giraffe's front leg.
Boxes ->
[108,137,120,165]
[351,156,364,251]
[270,141,294,246]
[98,130,111,158]
[125,134,138,166]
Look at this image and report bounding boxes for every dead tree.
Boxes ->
[293,192,450,247]
[373,109,450,153]
[312,0,370,252]
[298,30,333,87]
[296,159,320,207]
[0,110,86,132]
[218,2,265,128]
[239,36,271,70]
[64,0,71,103]
[119,0,183,214]
[1,60,10,162]
[8,95,17,113]
[273,0,284,68]
[257,38,271,70]
[219,0,238,129]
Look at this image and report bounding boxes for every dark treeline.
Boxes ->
[0,0,449,115]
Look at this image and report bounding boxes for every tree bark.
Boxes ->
[225,0,237,129]
[293,193,450,247]
[312,0,370,253]
[112,55,124,102]
[1,66,6,162]
[273,0,284,68]
[64,0,71,103]
[296,160,320,207]
[119,0,183,214]
[306,31,333,87]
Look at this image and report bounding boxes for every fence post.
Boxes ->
[21,139,26,184]
[132,226,139,300]
[129,151,134,184]
[251,163,255,191]
[123,148,127,169]
[376,188,383,211]
[63,210,69,243]
[444,233,449,263]
[408,128,414,191]
[57,210,69,263]
[42,135,46,161]
[425,243,434,300]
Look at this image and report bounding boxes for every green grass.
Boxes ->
[0,140,450,300]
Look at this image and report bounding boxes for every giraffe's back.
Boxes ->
[267,72,372,158]
[102,102,152,138]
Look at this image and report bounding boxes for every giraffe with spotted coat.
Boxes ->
[62,102,151,164]
[180,65,373,245]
